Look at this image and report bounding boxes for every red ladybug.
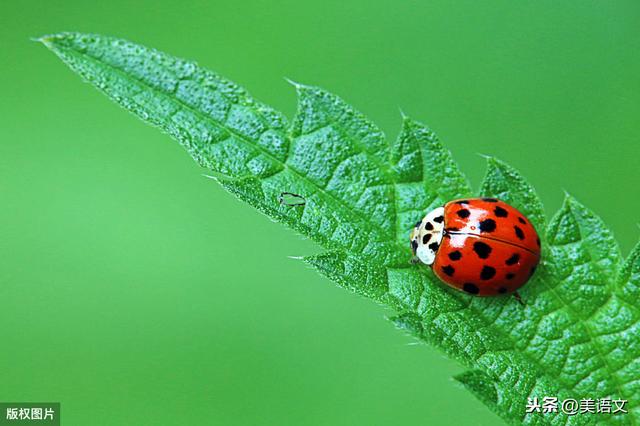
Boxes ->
[410,198,541,297]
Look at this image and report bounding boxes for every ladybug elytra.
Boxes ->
[410,198,541,297]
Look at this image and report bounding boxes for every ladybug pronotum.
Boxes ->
[410,198,541,297]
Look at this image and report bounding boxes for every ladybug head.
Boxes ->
[410,206,445,266]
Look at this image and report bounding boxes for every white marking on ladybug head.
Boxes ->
[409,206,445,266]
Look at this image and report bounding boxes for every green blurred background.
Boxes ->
[1,1,639,425]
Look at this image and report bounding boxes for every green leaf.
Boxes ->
[41,32,640,425]
[454,370,510,425]
[618,241,640,300]
[480,157,546,231]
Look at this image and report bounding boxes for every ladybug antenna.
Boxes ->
[513,291,525,307]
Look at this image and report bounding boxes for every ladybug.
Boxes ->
[410,198,541,297]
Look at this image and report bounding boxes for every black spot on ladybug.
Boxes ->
[480,266,496,280]
[506,273,515,280]
[422,234,431,244]
[536,237,541,247]
[473,241,492,259]
[441,265,455,277]
[428,242,439,252]
[505,253,520,265]
[425,222,434,231]
[529,266,537,277]
[411,240,418,253]
[463,283,479,294]
[433,216,444,223]
[456,209,470,219]
[415,220,422,228]
[518,217,527,225]
[494,206,508,217]
[483,198,498,202]
[498,287,508,294]
[448,250,462,261]
[446,227,460,232]
[479,219,496,233]
[514,225,525,240]
[455,200,469,205]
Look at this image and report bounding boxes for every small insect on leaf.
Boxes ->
[279,192,306,207]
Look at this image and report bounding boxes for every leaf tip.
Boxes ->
[482,156,532,184]
[35,32,72,48]
[559,192,589,220]
[399,114,433,134]
[283,76,302,88]
[480,156,509,179]
[35,34,56,48]
[561,190,575,205]
[399,113,416,129]
[284,78,318,96]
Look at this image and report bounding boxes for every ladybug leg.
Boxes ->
[513,291,525,306]
[409,256,421,265]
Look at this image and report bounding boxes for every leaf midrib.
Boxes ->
[53,39,405,259]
